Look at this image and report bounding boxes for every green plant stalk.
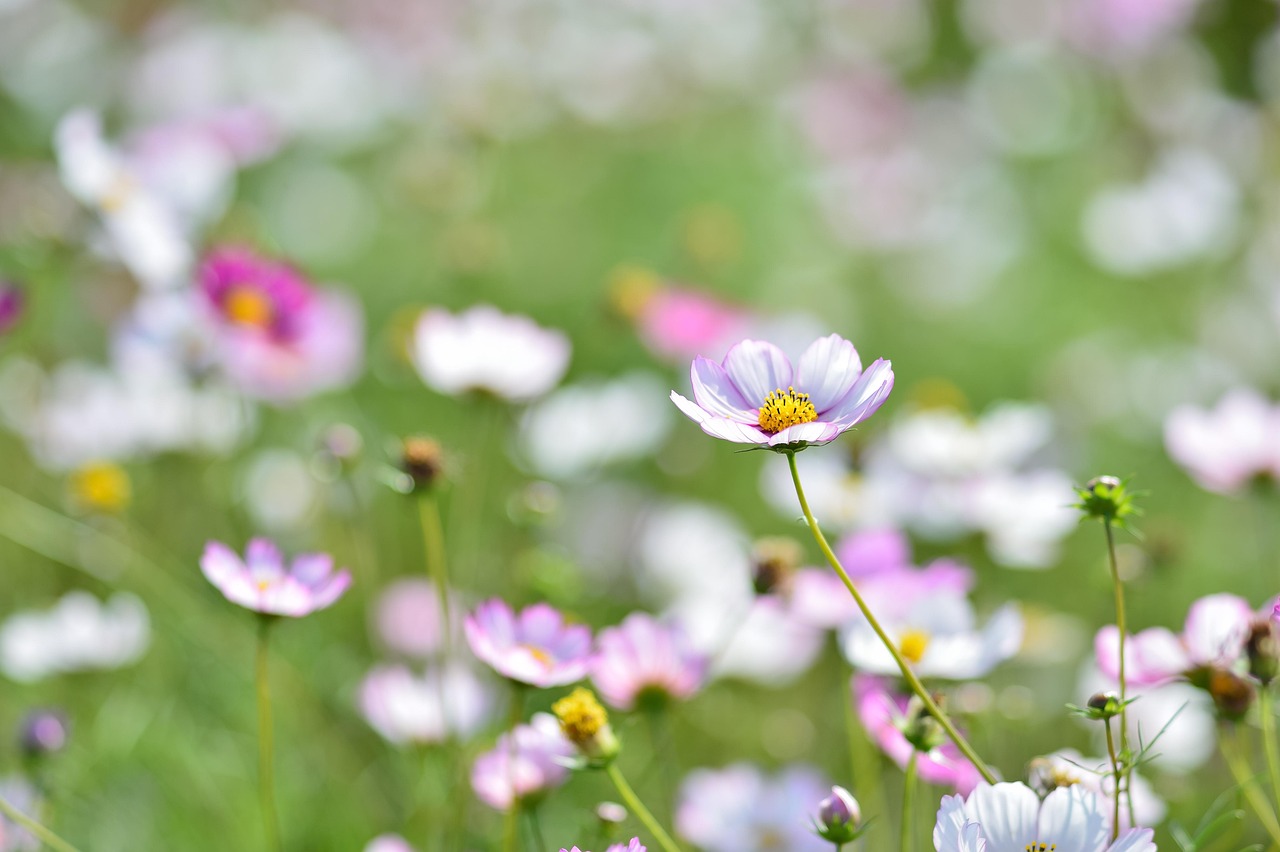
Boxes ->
[1103,522,1136,828]
[1220,723,1280,846]
[417,494,452,642]
[0,793,81,852]
[900,750,918,852]
[787,453,997,785]
[256,619,282,852]
[502,687,525,852]
[1260,689,1280,830]
[605,762,684,852]
[1104,719,1122,843]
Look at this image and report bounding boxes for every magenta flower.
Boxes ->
[464,600,592,687]
[199,247,363,402]
[590,613,708,711]
[855,676,982,794]
[0,282,23,336]
[562,841,646,852]
[637,286,750,362]
[200,538,351,617]
[670,334,893,449]
[1165,389,1280,493]
[1096,593,1254,686]
[471,712,574,810]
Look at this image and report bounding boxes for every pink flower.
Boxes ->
[199,247,364,402]
[855,676,983,794]
[676,763,832,852]
[471,712,574,810]
[670,335,894,449]
[358,663,493,744]
[0,282,23,336]
[199,538,351,617]
[375,579,460,658]
[1164,389,1280,493]
[590,613,708,710]
[464,600,592,687]
[637,287,750,362]
[1096,593,1255,686]
[363,835,416,852]
[561,841,646,852]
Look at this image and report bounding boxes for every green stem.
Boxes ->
[503,687,525,852]
[1261,689,1280,826]
[1221,723,1280,846]
[900,751,918,852]
[786,453,997,785]
[605,763,684,852]
[1103,522,1135,828]
[527,806,547,852]
[1105,719,1122,843]
[417,494,452,642]
[256,619,282,852]
[0,793,81,852]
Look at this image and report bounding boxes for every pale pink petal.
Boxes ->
[722,339,793,403]
[796,334,863,412]
[690,357,758,423]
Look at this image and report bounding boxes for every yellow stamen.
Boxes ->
[552,687,609,746]
[223,285,275,328]
[757,386,818,434]
[899,629,931,665]
[69,462,130,514]
[521,644,553,666]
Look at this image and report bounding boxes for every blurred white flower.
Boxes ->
[359,662,494,745]
[241,450,318,531]
[1,591,150,682]
[1165,388,1280,493]
[1031,749,1167,831]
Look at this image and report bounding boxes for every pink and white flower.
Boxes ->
[590,612,708,710]
[1164,389,1280,493]
[561,841,645,852]
[670,334,894,449]
[464,600,592,687]
[358,662,493,744]
[199,538,351,617]
[375,579,461,658]
[1095,593,1254,686]
[412,305,571,402]
[856,676,983,794]
[363,835,415,852]
[199,247,364,403]
[934,783,1156,852]
[676,763,832,852]
[471,712,575,810]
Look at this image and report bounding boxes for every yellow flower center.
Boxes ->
[899,629,931,664]
[757,387,818,434]
[521,644,553,666]
[223,285,275,328]
[552,687,609,746]
[70,462,130,514]
[1025,844,1057,851]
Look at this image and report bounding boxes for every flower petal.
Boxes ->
[964,783,1038,852]
[825,358,894,426]
[1107,829,1157,852]
[672,392,769,444]
[796,334,863,412]
[1183,593,1252,667]
[690,357,757,423]
[1037,786,1108,852]
[767,420,843,447]
[722,339,792,404]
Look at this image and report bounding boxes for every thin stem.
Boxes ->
[256,618,282,852]
[900,751,918,852]
[0,793,81,852]
[527,806,547,852]
[605,762,684,852]
[503,686,525,852]
[1104,720,1122,843]
[1261,689,1280,826]
[787,453,997,785]
[1103,522,1135,828]
[417,494,452,643]
[1221,723,1280,846]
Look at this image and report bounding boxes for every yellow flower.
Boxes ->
[70,462,130,514]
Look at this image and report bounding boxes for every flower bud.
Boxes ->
[596,802,626,826]
[814,786,864,845]
[1074,475,1138,525]
[1089,691,1122,718]
[899,694,946,753]
[1246,619,1280,686]
[553,688,620,764]
[1207,668,1255,721]
[399,436,446,492]
[19,710,68,758]
[751,537,802,596]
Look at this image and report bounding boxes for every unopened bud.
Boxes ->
[1074,476,1138,525]
[751,537,802,596]
[399,436,445,491]
[1208,668,1255,721]
[19,710,68,758]
[1246,619,1280,686]
[900,694,946,753]
[814,786,863,844]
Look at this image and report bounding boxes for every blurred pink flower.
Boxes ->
[412,305,570,402]
[199,247,364,403]
[855,676,982,794]
[363,835,415,852]
[590,612,708,710]
[375,578,460,658]
[471,712,574,810]
[359,662,493,745]
[199,538,351,617]
[561,841,645,852]
[670,334,894,449]
[1096,593,1254,686]
[637,287,750,362]
[464,600,592,687]
[676,763,832,852]
[1164,389,1280,493]
[0,282,23,336]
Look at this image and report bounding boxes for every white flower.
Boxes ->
[1164,388,1280,493]
[358,663,493,745]
[412,305,570,402]
[935,783,1156,852]
[0,591,150,682]
[1029,750,1167,832]
[840,591,1022,680]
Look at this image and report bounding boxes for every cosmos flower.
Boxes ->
[841,590,1022,680]
[375,579,461,658]
[561,841,645,852]
[1095,593,1254,687]
[464,600,592,687]
[670,335,893,449]
[199,248,364,403]
[471,712,575,810]
[1164,389,1280,493]
[412,305,571,402]
[589,612,708,710]
[856,676,983,794]
[358,662,494,745]
[199,538,351,617]
[676,763,832,852]
[1028,750,1167,832]
[363,836,415,852]
[0,591,150,682]
[934,783,1156,852]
